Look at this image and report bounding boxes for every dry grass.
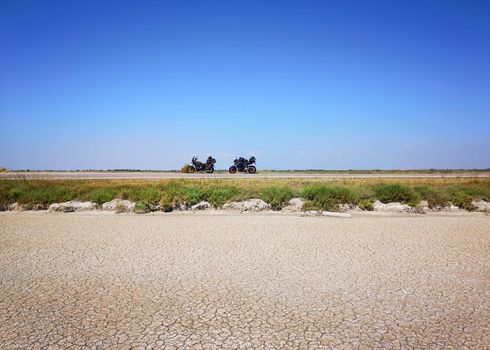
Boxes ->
[1,177,489,211]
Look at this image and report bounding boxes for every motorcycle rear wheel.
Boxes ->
[188,166,196,173]
[247,166,257,174]
[206,166,214,174]
[229,166,237,174]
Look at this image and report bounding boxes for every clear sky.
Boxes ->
[1,0,489,170]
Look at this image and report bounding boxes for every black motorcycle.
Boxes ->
[189,156,216,173]
[229,156,257,174]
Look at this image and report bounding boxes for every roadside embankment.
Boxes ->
[1,178,489,215]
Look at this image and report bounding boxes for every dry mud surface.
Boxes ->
[1,213,489,349]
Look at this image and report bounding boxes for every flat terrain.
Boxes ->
[1,171,490,180]
[1,213,489,349]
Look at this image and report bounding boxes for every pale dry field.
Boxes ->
[0,212,489,349]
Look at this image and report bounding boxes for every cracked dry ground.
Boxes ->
[1,214,489,349]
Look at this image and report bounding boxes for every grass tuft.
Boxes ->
[375,183,420,206]
[181,186,204,205]
[450,191,475,210]
[260,186,294,210]
[134,201,150,214]
[358,199,374,211]
[206,187,238,208]
[140,187,160,205]
[90,189,116,205]
[159,194,175,212]
[302,185,354,211]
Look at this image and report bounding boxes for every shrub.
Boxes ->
[260,186,294,210]
[0,167,7,173]
[181,187,204,205]
[30,186,73,204]
[358,199,374,211]
[351,186,375,204]
[134,201,150,214]
[302,185,354,211]
[207,187,237,208]
[414,185,435,199]
[159,195,174,212]
[451,191,475,210]
[118,189,130,200]
[0,189,8,210]
[90,189,116,205]
[449,186,485,198]
[375,183,420,206]
[8,187,23,200]
[9,184,74,205]
[427,197,449,209]
[141,187,160,205]
[414,185,449,208]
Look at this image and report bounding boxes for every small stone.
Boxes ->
[322,211,352,218]
[417,200,431,213]
[8,203,24,211]
[102,199,135,213]
[300,210,318,217]
[191,201,212,210]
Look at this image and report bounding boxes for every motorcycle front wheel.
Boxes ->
[206,166,214,174]
[188,166,196,173]
[247,166,257,174]
[229,166,237,174]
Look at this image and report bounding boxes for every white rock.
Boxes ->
[49,201,97,212]
[173,203,189,211]
[373,200,414,213]
[301,210,319,217]
[101,199,135,213]
[322,211,352,218]
[243,199,270,211]
[191,201,212,210]
[48,203,59,211]
[472,200,490,212]
[445,203,462,212]
[223,199,270,212]
[7,203,45,211]
[8,203,24,211]
[417,200,431,213]
[283,198,304,212]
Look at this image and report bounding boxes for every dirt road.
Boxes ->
[1,212,489,349]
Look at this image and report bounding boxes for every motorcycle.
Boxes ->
[229,156,257,174]
[189,156,216,173]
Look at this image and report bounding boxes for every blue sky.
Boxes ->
[1,0,489,170]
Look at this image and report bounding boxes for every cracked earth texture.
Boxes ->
[1,213,489,349]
